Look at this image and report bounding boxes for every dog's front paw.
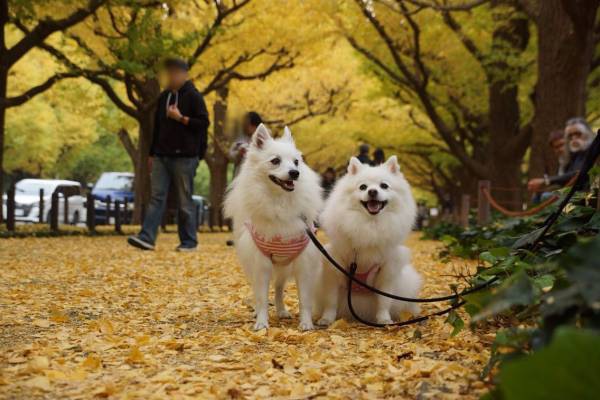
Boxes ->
[376,311,393,325]
[316,317,334,327]
[277,309,292,319]
[253,320,269,331]
[298,321,315,331]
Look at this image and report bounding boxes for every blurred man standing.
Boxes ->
[128,58,209,251]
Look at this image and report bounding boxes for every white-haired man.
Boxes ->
[528,118,596,194]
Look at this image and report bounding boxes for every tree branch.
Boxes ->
[264,85,352,129]
[117,128,138,164]
[200,48,296,95]
[189,0,252,66]
[0,0,8,53]
[87,74,138,118]
[4,0,105,67]
[1,72,79,108]
[404,0,490,11]
[441,10,486,65]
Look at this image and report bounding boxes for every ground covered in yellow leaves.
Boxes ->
[0,232,495,399]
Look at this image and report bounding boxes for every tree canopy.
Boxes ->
[2,0,599,208]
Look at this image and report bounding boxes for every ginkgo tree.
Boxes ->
[0,0,105,223]
[330,0,537,207]
[28,0,347,223]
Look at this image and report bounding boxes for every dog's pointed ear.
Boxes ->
[252,123,272,150]
[385,155,400,174]
[281,126,294,143]
[347,157,363,175]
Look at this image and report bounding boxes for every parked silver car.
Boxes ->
[2,179,86,224]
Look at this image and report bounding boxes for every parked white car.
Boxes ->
[2,179,87,224]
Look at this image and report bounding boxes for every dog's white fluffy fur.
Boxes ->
[224,124,322,331]
[315,156,422,325]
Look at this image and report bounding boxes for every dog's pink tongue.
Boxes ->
[367,200,381,213]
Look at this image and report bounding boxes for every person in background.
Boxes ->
[127,58,209,252]
[527,130,567,202]
[415,201,429,230]
[225,111,262,246]
[528,118,595,194]
[372,148,385,166]
[229,111,262,176]
[357,144,372,165]
[321,167,337,199]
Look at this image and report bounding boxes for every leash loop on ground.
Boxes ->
[305,228,498,303]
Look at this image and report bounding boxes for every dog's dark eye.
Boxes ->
[380,183,389,190]
[271,157,281,165]
[359,184,368,191]
[294,159,299,166]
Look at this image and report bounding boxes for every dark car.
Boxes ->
[92,172,134,224]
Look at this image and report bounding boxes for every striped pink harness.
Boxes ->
[245,222,312,265]
[351,264,381,293]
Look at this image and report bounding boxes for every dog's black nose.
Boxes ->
[368,189,378,198]
[289,169,300,180]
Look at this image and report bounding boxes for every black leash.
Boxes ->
[346,262,467,328]
[305,228,498,303]
[308,131,600,328]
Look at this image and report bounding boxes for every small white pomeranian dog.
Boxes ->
[224,124,322,331]
[315,156,422,325]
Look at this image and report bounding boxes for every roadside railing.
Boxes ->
[2,183,212,236]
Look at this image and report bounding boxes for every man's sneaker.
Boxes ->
[176,246,197,252]
[127,236,155,250]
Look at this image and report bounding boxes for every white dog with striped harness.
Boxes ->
[224,124,322,331]
[315,156,422,325]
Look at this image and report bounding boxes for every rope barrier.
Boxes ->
[482,174,579,218]
[482,188,559,217]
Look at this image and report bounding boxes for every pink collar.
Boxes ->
[245,222,312,265]
[351,264,381,293]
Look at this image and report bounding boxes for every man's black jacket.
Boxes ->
[549,150,587,187]
[150,80,210,159]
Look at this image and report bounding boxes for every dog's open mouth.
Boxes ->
[269,175,295,192]
[361,200,387,215]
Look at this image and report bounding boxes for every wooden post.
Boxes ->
[196,203,201,231]
[478,180,491,225]
[105,195,111,225]
[50,192,59,232]
[38,189,45,224]
[460,194,470,228]
[123,199,129,224]
[63,195,69,224]
[6,182,15,231]
[86,193,96,233]
[161,211,167,232]
[115,200,122,233]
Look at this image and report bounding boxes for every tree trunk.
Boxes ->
[529,0,599,178]
[484,4,531,206]
[132,78,160,224]
[207,85,229,228]
[0,66,7,224]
